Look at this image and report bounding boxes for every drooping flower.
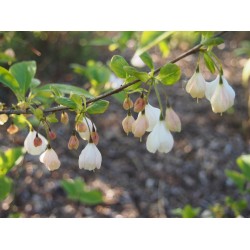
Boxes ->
[143,103,161,132]
[78,143,102,171]
[122,113,135,135]
[91,128,99,145]
[7,123,19,134]
[68,133,79,150]
[123,96,133,110]
[61,111,69,125]
[205,75,235,114]
[77,117,96,141]
[33,134,43,147]
[146,119,174,154]
[75,121,87,133]
[186,70,206,99]
[134,94,146,113]
[132,111,149,139]
[39,146,61,171]
[0,114,8,125]
[24,129,47,155]
[165,106,181,132]
[49,129,56,140]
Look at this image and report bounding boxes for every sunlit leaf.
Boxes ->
[157,63,181,85]
[87,100,109,114]
[110,55,129,78]
[0,176,12,201]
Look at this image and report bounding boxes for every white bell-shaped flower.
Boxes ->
[24,130,47,155]
[39,147,61,171]
[142,103,161,132]
[186,71,206,99]
[165,107,181,132]
[205,75,235,113]
[132,112,149,139]
[78,142,102,171]
[78,117,96,141]
[146,120,174,154]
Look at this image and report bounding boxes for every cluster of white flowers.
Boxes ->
[121,95,181,154]
[23,116,102,172]
[186,70,235,114]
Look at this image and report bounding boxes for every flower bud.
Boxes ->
[165,107,181,132]
[49,130,56,140]
[68,134,79,150]
[75,121,87,132]
[186,71,206,99]
[39,146,61,171]
[34,133,43,147]
[134,95,146,113]
[0,114,8,125]
[61,111,69,125]
[7,123,19,135]
[123,96,133,110]
[122,114,135,135]
[132,112,149,140]
[91,130,99,145]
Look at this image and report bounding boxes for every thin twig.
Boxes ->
[0,31,227,115]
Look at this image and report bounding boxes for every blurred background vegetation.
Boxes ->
[1,31,250,218]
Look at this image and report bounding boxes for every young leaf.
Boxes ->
[157,63,181,85]
[203,52,216,74]
[139,52,154,70]
[236,155,250,181]
[87,100,109,114]
[110,55,129,78]
[202,37,224,47]
[46,113,58,123]
[0,66,20,95]
[123,66,149,82]
[70,94,84,110]
[0,176,12,201]
[9,61,36,96]
[55,97,77,110]
[225,170,246,192]
[33,108,44,120]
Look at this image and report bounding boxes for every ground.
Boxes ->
[0,32,250,217]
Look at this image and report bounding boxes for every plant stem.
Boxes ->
[0,31,227,116]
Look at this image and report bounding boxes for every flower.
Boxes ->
[165,107,181,132]
[123,96,133,110]
[78,143,102,171]
[7,123,19,134]
[68,134,79,150]
[91,129,99,145]
[77,117,96,141]
[61,112,69,125]
[146,120,174,153]
[186,71,206,99]
[134,95,146,112]
[143,103,161,132]
[24,130,47,155]
[132,111,149,139]
[49,130,56,140]
[205,75,235,113]
[122,113,135,135]
[39,147,61,171]
[75,121,87,132]
[0,114,8,125]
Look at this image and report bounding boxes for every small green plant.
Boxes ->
[60,178,103,205]
[171,205,201,218]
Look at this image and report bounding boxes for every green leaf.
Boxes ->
[123,66,149,82]
[203,52,216,74]
[0,66,20,95]
[225,170,246,192]
[0,147,25,177]
[158,41,170,58]
[34,83,93,98]
[0,176,12,201]
[61,178,103,205]
[70,94,84,110]
[33,108,44,120]
[87,100,109,114]
[157,63,181,85]
[203,37,224,47]
[236,155,250,181]
[55,97,77,110]
[172,205,200,218]
[9,61,36,96]
[30,78,41,89]
[110,55,129,78]
[0,52,16,64]
[46,113,58,123]
[139,52,154,70]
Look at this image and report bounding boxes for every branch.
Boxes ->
[0,31,227,115]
